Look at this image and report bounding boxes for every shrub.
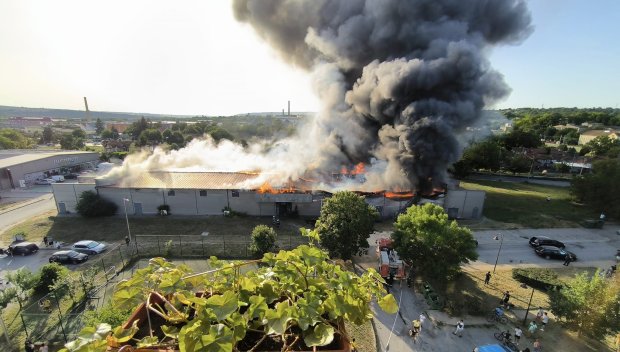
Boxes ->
[76,190,118,217]
[512,268,563,291]
[34,263,69,295]
[83,303,132,327]
[249,225,277,258]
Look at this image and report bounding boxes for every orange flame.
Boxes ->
[257,182,300,194]
[384,191,415,199]
[351,162,365,175]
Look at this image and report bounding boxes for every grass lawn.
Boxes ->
[459,180,598,228]
[1,212,313,246]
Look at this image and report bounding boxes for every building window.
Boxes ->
[199,190,207,197]
[231,190,239,197]
[168,190,175,196]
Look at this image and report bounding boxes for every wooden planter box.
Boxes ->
[112,293,351,352]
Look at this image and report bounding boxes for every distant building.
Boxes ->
[105,123,131,134]
[6,117,53,128]
[102,140,132,153]
[0,151,99,190]
[578,130,618,145]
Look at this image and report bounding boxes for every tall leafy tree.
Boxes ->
[571,159,620,218]
[6,268,38,310]
[42,126,54,144]
[315,191,378,260]
[549,271,620,338]
[391,203,478,283]
[95,118,105,135]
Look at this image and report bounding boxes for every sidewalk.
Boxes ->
[0,194,53,215]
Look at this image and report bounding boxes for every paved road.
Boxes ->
[0,194,56,237]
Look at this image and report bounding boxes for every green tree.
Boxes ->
[101,129,115,140]
[391,203,478,284]
[554,163,571,174]
[584,136,620,157]
[95,118,105,135]
[76,190,118,217]
[138,128,163,147]
[42,126,54,144]
[0,286,18,309]
[502,128,542,149]
[571,159,620,217]
[6,268,38,309]
[34,263,69,295]
[466,139,503,171]
[72,128,86,139]
[315,191,378,260]
[249,225,277,258]
[0,128,34,149]
[506,153,531,174]
[549,271,620,338]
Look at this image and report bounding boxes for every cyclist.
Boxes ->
[501,330,512,345]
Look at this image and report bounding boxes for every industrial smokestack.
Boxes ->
[83,97,91,121]
[233,0,532,190]
[287,100,290,116]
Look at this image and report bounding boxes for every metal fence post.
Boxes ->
[179,235,182,257]
[20,314,28,340]
[202,237,205,257]
[118,245,125,269]
[53,292,68,342]
[101,258,107,282]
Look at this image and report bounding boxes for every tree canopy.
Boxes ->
[0,128,34,149]
[76,191,118,217]
[391,203,478,283]
[549,270,619,339]
[249,225,277,258]
[571,159,620,218]
[315,191,378,260]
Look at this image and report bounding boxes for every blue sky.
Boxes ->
[0,0,618,115]
[491,0,620,109]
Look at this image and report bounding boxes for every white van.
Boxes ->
[51,175,65,182]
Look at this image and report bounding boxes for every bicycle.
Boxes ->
[494,331,518,351]
[487,311,508,324]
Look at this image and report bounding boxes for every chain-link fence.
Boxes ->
[1,244,137,350]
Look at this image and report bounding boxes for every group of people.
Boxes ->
[409,313,427,342]
[42,236,60,249]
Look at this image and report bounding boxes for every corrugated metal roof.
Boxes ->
[108,171,262,190]
[0,151,98,169]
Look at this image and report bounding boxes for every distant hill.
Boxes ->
[0,105,194,121]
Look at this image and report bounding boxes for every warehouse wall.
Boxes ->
[444,190,486,219]
[7,153,99,186]
[51,183,97,213]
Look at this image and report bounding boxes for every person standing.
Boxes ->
[541,312,549,331]
[43,236,48,247]
[514,327,523,346]
[40,342,49,352]
[24,340,34,352]
[484,271,491,285]
[453,320,464,337]
[528,321,538,336]
[501,291,511,308]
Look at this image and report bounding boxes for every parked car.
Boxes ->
[63,173,78,180]
[529,236,565,249]
[535,246,577,261]
[51,175,65,182]
[8,242,39,256]
[49,250,89,264]
[71,240,107,255]
[34,178,56,185]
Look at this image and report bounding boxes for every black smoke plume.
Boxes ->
[233,0,532,190]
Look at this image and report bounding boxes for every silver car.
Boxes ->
[71,240,107,255]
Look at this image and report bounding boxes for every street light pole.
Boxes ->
[523,286,535,326]
[123,198,137,254]
[493,234,504,273]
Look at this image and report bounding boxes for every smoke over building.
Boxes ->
[104,0,532,193]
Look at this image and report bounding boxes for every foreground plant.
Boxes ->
[61,229,397,351]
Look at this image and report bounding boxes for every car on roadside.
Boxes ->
[535,245,577,261]
[8,242,39,256]
[529,236,565,249]
[49,250,89,264]
[34,178,56,185]
[71,240,107,255]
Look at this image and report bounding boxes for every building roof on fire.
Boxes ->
[101,171,262,190]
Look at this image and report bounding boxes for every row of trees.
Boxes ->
[0,128,34,149]
[503,108,620,133]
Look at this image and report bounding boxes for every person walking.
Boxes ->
[419,313,426,330]
[541,312,549,331]
[43,236,48,247]
[484,271,491,285]
[514,327,523,346]
[533,338,542,352]
[501,291,511,308]
[535,307,544,323]
[528,321,538,336]
[453,320,464,337]
[563,255,572,266]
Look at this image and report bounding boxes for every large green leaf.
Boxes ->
[136,336,160,348]
[246,295,268,320]
[179,321,233,352]
[112,286,143,310]
[378,293,399,314]
[161,325,180,339]
[110,320,139,343]
[303,323,335,347]
[265,301,294,335]
[205,291,238,321]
